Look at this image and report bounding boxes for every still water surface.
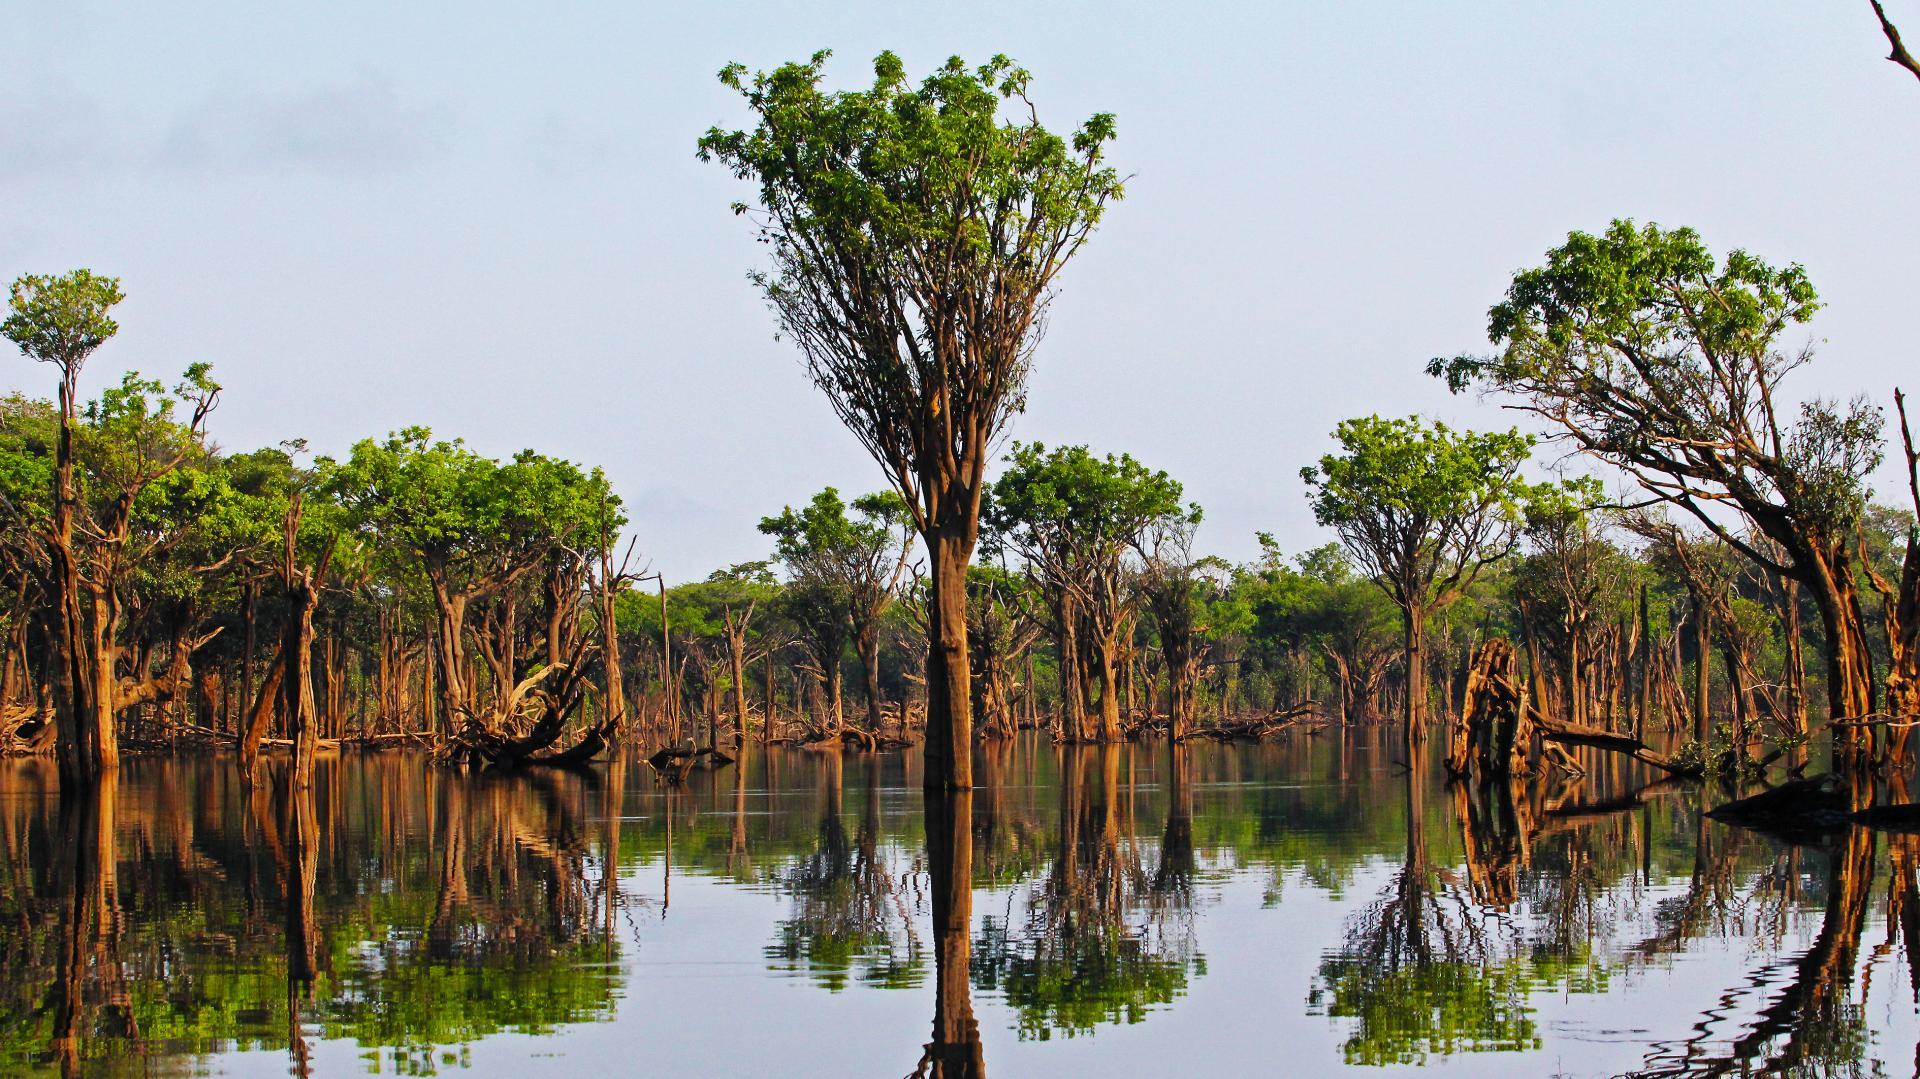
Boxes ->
[1,733,1914,1077]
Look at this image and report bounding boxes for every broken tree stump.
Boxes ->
[1449,637,1702,782]
[1447,640,1534,781]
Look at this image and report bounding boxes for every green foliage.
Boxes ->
[759,486,910,595]
[1431,219,1882,541]
[986,442,1196,559]
[3,269,124,370]
[1313,958,1546,1065]
[700,51,1123,526]
[971,915,1196,1040]
[321,428,616,586]
[1302,415,1536,614]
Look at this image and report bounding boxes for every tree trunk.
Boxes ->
[1403,606,1427,756]
[1806,546,1877,760]
[1693,594,1712,745]
[1056,596,1083,741]
[1784,579,1807,735]
[858,626,884,734]
[1095,628,1122,742]
[924,528,974,792]
[729,621,750,749]
[1635,583,1652,741]
[1162,631,1193,742]
[282,589,321,788]
[238,651,288,778]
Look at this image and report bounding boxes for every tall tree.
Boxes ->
[5,272,227,782]
[1432,220,1887,755]
[702,51,1123,789]
[1302,416,1535,751]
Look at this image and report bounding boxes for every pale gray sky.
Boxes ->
[5,2,1918,580]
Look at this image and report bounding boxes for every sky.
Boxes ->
[5,2,1919,581]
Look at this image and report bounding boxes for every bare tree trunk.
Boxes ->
[1635,583,1652,741]
[858,627,884,734]
[1784,579,1806,735]
[1693,594,1711,745]
[1095,629,1122,743]
[924,528,973,792]
[1403,606,1427,757]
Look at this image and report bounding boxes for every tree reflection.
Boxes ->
[1455,776,1531,910]
[1312,754,1539,1065]
[46,773,128,1077]
[1633,824,1876,1076]
[766,752,923,989]
[971,746,1199,1040]
[912,788,984,1077]
[0,757,625,1074]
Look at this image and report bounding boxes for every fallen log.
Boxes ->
[527,718,617,769]
[1179,703,1321,743]
[1533,717,1700,778]
[1706,775,1854,837]
[339,731,436,749]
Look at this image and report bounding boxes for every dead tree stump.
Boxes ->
[1448,640,1534,781]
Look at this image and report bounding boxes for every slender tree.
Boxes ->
[5,272,226,782]
[702,51,1123,789]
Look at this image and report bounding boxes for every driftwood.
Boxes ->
[1709,773,1920,837]
[766,724,908,751]
[645,740,734,785]
[526,717,620,769]
[1533,717,1697,777]
[1707,775,1855,837]
[339,731,436,749]
[1160,702,1321,744]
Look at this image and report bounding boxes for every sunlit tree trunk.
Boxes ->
[925,528,974,791]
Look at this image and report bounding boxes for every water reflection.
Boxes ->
[0,757,624,1076]
[1,736,1919,1074]
[768,752,923,990]
[970,746,1200,1041]
[918,788,984,1077]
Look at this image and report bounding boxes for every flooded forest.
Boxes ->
[7,11,1920,1078]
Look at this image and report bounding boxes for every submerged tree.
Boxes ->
[1303,416,1535,750]
[4,271,229,783]
[1432,221,1887,756]
[702,50,1123,788]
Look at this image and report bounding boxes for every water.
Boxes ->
[1,733,1913,1077]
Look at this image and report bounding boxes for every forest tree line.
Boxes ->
[3,268,1915,784]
